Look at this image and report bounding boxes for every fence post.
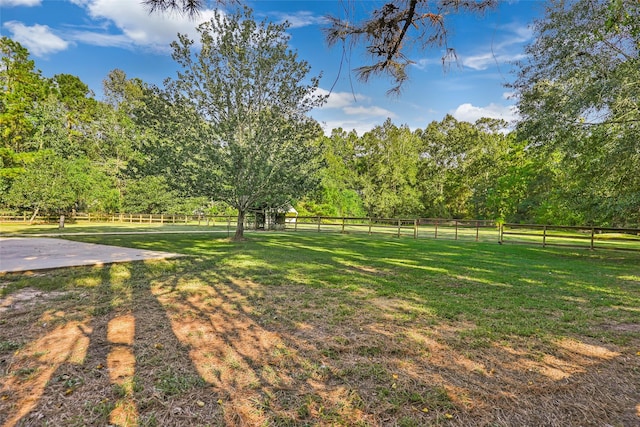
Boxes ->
[368,218,372,235]
[435,220,438,239]
[227,216,231,237]
[88,213,91,222]
[294,218,298,232]
[414,219,418,239]
[455,220,458,240]
[397,219,401,238]
[542,225,547,247]
[590,227,595,250]
[317,216,321,232]
[476,221,479,241]
[342,217,345,234]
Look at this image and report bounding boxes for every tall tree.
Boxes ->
[0,37,50,152]
[358,119,422,218]
[297,128,365,217]
[5,150,116,220]
[512,0,640,226]
[168,8,325,239]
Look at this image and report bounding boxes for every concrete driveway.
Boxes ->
[0,237,183,273]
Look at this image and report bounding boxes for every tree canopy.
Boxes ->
[512,0,640,225]
[166,7,326,239]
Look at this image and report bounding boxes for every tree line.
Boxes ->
[1,1,638,237]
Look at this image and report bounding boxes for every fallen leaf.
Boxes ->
[421,407,429,413]
[217,399,223,405]
[444,413,453,419]
[197,400,205,407]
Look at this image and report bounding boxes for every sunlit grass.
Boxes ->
[1,231,639,425]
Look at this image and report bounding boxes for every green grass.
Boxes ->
[7,230,640,343]
[2,229,639,425]
[0,221,232,235]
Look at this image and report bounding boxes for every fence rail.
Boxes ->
[0,213,235,225]
[1,213,638,251]
[287,216,498,241]
[500,223,640,251]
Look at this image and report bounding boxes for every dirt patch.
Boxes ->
[601,322,640,333]
[0,287,71,314]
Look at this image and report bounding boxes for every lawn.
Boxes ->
[1,231,639,426]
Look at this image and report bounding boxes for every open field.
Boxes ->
[1,231,639,426]
[3,218,638,251]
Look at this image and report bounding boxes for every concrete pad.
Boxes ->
[0,237,183,273]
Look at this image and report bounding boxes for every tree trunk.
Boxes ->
[29,207,39,224]
[234,209,246,240]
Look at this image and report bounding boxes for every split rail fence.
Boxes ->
[1,213,638,251]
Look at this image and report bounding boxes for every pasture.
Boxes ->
[1,230,639,426]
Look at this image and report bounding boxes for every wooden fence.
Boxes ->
[0,212,236,226]
[287,216,498,241]
[1,213,638,251]
[500,223,640,252]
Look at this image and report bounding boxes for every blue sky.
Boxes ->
[1,0,544,135]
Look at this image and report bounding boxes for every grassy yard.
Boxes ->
[1,231,639,426]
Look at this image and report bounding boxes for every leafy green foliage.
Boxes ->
[122,176,177,214]
[1,36,50,152]
[513,0,640,226]
[358,119,422,218]
[5,151,119,216]
[167,7,325,239]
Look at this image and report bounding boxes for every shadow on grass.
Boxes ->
[2,231,639,425]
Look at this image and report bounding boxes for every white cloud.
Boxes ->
[462,52,526,71]
[343,105,396,118]
[271,11,327,29]
[0,0,40,6]
[68,0,219,51]
[412,56,444,70]
[450,102,518,124]
[315,88,395,117]
[3,21,69,56]
[313,87,396,135]
[315,88,370,109]
[67,31,131,48]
